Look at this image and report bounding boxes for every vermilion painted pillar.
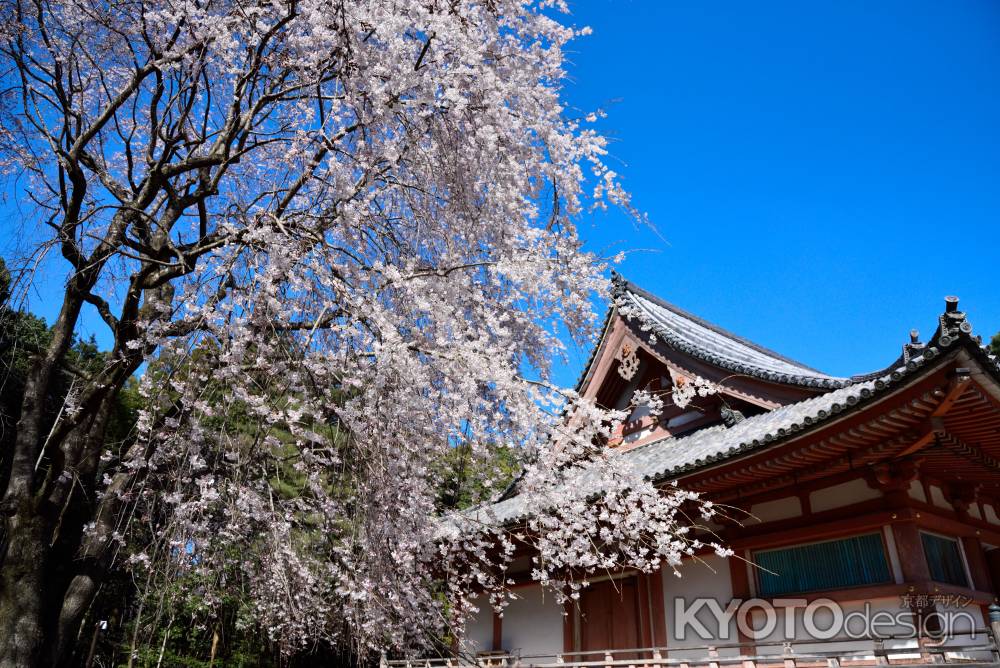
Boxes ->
[729,551,756,650]
[891,520,932,584]
[492,610,503,652]
[646,570,668,647]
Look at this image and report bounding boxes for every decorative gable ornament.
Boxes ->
[617,342,640,380]
[668,367,719,409]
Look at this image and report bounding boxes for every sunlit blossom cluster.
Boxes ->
[1,0,724,656]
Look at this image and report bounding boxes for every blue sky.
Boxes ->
[5,1,999,387]
[551,0,1000,386]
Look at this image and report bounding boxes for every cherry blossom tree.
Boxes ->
[0,0,723,665]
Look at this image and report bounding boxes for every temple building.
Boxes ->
[450,276,1000,666]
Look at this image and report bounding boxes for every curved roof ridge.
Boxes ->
[611,274,851,389]
[444,294,998,530]
[614,275,827,373]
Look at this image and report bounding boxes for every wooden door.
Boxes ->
[579,576,642,656]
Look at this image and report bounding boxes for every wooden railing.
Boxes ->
[384,635,1000,668]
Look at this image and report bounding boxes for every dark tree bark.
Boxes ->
[0,511,49,666]
[0,223,197,665]
[0,295,136,666]
[0,0,347,662]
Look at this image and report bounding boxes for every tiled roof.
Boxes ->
[612,275,851,389]
[461,380,877,526]
[454,297,999,528]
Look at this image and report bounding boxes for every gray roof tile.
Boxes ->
[462,380,877,526]
[613,275,851,389]
[451,293,998,530]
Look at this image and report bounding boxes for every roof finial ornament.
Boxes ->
[938,295,972,348]
[608,271,631,302]
[902,327,925,362]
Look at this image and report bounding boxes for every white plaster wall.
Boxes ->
[908,480,927,503]
[662,563,932,658]
[500,585,563,660]
[969,504,983,520]
[459,596,494,657]
[940,604,984,642]
[938,606,992,663]
[750,497,802,523]
[623,426,654,444]
[745,596,949,661]
[750,597,910,648]
[810,479,881,513]
[663,555,741,658]
[984,504,1000,526]
[738,596,984,658]
[928,485,952,511]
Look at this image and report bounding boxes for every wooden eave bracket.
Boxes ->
[865,458,923,492]
[932,372,972,417]
[894,374,970,458]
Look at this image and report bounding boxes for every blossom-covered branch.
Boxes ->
[0,0,718,664]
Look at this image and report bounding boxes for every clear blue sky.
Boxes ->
[6,1,999,387]
[551,0,1000,386]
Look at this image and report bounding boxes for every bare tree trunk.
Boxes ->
[0,0,338,660]
[0,315,127,666]
[0,301,81,666]
[83,619,101,668]
[0,512,50,667]
[54,574,101,667]
[0,437,122,667]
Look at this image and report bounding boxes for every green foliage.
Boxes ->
[117,570,278,667]
[433,443,520,511]
[990,331,1000,358]
[92,346,361,666]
